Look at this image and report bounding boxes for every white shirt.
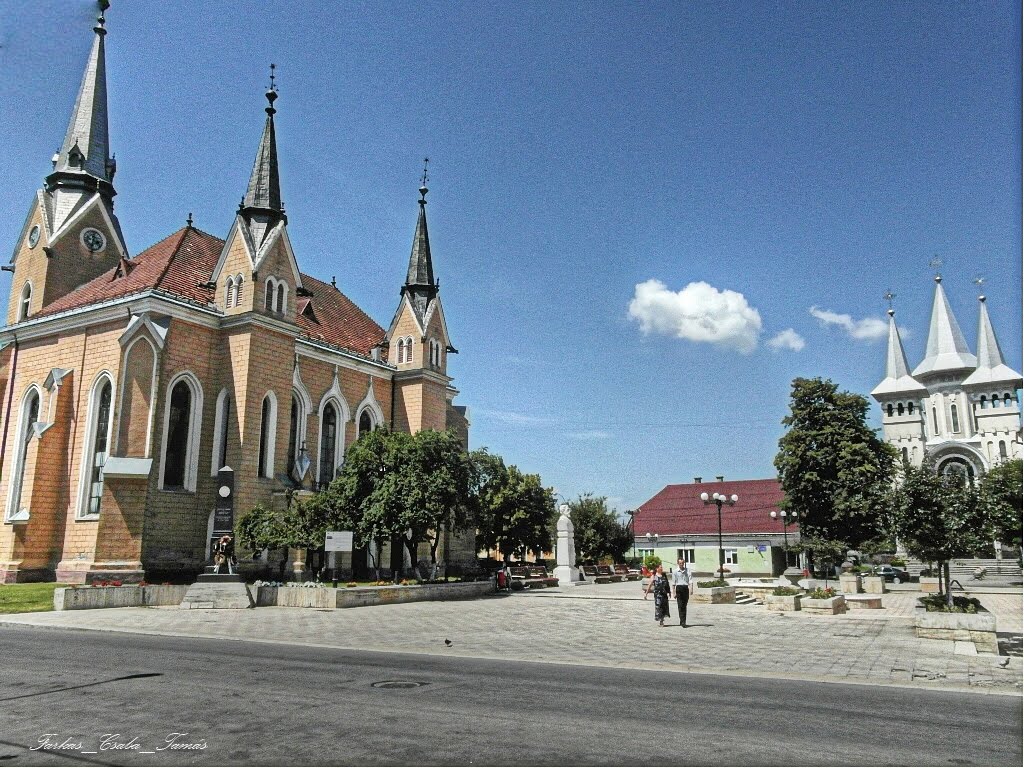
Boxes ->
[671,564,694,587]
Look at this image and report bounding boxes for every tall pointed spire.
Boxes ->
[872,309,926,398]
[239,66,285,248]
[46,1,116,198]
[963,294,1023,388]
[912,276,977,378]
[401,160,438,321]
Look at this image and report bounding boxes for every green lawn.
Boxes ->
[0,583,65,614]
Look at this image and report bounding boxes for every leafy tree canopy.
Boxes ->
[979,459,1022,547]
[567,494,633,564]
[774,377,897,548]
[471,450,556,562]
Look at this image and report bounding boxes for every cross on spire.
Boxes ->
[930,256,943,282]
[884,289,896,315]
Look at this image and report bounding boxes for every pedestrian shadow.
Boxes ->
[997,632,1022,657]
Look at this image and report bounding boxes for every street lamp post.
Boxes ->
[625,510,636,560]
[700,491,738,581]
[770,510,797,571]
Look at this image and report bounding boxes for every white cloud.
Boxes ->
[767,328,806,352]
[809,306,888,341]
[566,430,612,440]
[475,408,557,426]
[628,279,762,354]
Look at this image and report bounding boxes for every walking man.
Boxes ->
[672,557,694,627]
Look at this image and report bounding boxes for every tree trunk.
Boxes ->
[429,531,441,581]
[944,561,953,608]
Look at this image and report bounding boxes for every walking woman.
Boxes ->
[643,564,671,626]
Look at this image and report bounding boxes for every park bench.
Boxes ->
[580,565,612,584]
[528,566,560,587]
[613,564,641,581]
[596,564,624,582]
[509,566,553,589]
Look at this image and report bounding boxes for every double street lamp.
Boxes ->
[769,509,798,568]
[700,491,738,581]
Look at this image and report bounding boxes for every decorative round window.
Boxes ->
[81,228,106,253]
[27,225,40,249]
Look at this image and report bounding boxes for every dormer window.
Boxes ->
[18,283,32,321]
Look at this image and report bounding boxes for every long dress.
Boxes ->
[651,574,671,622]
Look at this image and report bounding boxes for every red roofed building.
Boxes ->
[633,477,801,577]
[0,12,470,583]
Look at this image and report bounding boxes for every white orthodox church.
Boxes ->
[872,275,1022,478]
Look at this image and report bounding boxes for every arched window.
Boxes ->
[991,393,1000,407]
[212,389,231,476]
[950,404,960,433]
[160,374,203,491]
[908,401,915,415]
[999,440,1008,459]
[287,396,300,476]
[277,283,286,314]
[405,337,414,364]
[932,407,939,435]
[225,276,234,307]
[18,283,32,321]
[901,447,908,463]
[397,338,407,364]
[897,403,904,416]
[82,377,113,516]
[258,394,277,478]
[265,279,275,311]
[980,395,987,410]
[358,409,374,437]
[5,388,40,521]
[886,403,893,417]
[319,403,338,487]
[233,275,243,307]
[1004,393,1013,408]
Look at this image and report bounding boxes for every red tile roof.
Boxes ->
[34,227,387,359]
[635,478,791,536]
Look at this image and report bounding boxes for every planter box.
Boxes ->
[693,586,735,604]
[914,605,998,654]
[845,594,883,609]
[861,576,886,594]
[763,593,802,611]
[255,580,493,609]
[53,584,189,610]
[801,595,847,615]
[838,574,861,594]
[919,577,940,593]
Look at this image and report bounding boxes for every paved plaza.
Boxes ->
[2,581,1021,694]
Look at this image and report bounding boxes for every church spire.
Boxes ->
[962,292,1023,388]
[871,308,926,398]
[46,1,116,198]
[912,275,977,378]
[239,66,285,247]
[401,160,438,321]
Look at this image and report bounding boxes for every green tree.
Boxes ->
[979,459,1022,550]
[470,451,556,562]
[567,494,633,564]
[774,377,897,549]
[886,460,991,607]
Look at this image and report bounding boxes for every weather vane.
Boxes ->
[421,157,430,188]
[883,290,896,310]
[973,276,985,287]
[268,63,277,93]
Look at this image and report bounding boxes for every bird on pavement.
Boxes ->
[998,657,1010,668]
[444,639,452,647]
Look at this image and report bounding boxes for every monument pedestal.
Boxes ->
[553,565,582,585]
[180,570,254,609]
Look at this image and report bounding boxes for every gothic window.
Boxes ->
[907,401,915,414]
[405,337,414,364]
[358,409,374,437]
[277,284,286,314]
[999,440,1008,459]
[265,279,274,311]
[319,403,338,487]
[225,277,234,307]
[991,393,1000,407]
[82,378,113,515]
[932,407,939,435]
[886,404,893,417]
[5,388,40,521]
[160,374,202,491]
[18,283,31,321]
[980,395,987,410]
[950,405,960,433]
[258,394,276,478]
[288,396,300,476]
[897,403,904,416]
[1004,393,1013,408]
[234,275,243,307]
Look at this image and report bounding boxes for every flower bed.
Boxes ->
[801,588,846,615]
[256,580,493,609]
[693,581,736,604]
[764,589,802,611]
[914,597,997,653]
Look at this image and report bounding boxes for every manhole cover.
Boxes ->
[371,680,427,689]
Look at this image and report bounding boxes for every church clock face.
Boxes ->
[27,225,40,249]
[81,228,106,252]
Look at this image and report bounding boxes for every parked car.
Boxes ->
[873,565,910,584]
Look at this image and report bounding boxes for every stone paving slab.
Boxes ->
[2,583,1021,695]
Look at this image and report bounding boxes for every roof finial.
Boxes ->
[930,255,943,283]
[95,0,110,35]
[884,289,896,316]
[265,63,278,114]
[331,275,337,289]
[419,157,429,203]
[186,212,193,228]
[974,275,986,302]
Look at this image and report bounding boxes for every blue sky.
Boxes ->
[1,1,1020,514]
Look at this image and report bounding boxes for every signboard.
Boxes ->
[757,544,767,553]
[325,530,354,552]
[212,467,235,535]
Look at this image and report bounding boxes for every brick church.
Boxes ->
[0,9,470,583]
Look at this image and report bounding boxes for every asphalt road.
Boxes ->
[0,624,1020,767]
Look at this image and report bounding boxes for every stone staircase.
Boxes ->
[905,558,1022,581]
[733,591,759,605]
